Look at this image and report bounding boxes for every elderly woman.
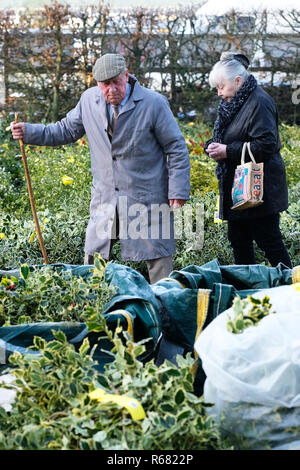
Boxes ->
[205,52,292,268]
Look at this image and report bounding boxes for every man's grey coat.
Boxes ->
[23,76,190,261]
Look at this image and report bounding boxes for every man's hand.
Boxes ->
[10,122,25,140]
[206,143,227,161]
[169,199,186,209]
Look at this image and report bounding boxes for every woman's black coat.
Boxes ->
[205,86,288,221]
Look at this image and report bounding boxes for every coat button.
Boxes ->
[115,187,119,191]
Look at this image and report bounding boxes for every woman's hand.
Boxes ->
[206,143,227,161]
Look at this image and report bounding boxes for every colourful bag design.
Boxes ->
[231,142,264,211]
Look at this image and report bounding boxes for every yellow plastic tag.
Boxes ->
[292,266,300,284]
[89,389,146,421]
[292,282,300,291]
[214,196,223,223]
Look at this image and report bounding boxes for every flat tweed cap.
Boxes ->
[93,54,126,82]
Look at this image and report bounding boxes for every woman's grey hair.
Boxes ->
[209,52,250,88]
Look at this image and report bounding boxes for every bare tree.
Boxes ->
[0,9,18,111]
[7,2,75,121]
[0,2,299,123]
[69,1,111,89]
[109,6,159,86]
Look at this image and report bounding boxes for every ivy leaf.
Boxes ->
[177,409,192,421]
[70,382,77,397]
[79,338,90,356]
[175,389,185,405]
[20,264,30,281]
[52,330,67,344]
[93,430,107,443]
[32,336,46,351]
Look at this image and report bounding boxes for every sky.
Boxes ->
[0,0,299,11]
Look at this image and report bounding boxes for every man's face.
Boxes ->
[98,71,129,105]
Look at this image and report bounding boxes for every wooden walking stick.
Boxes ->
[15,112,49,264]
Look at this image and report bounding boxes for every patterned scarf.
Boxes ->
[213,74,257,181]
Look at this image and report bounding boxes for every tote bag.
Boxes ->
[231,142,264,211]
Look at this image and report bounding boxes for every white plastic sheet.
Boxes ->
[0,373,17,412]
[195,284,300,450]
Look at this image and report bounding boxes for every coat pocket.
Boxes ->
[132,127,154,158]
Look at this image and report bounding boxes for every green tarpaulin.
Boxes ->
[0,259,296,378]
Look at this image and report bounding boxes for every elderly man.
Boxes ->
[11,53,190,283]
